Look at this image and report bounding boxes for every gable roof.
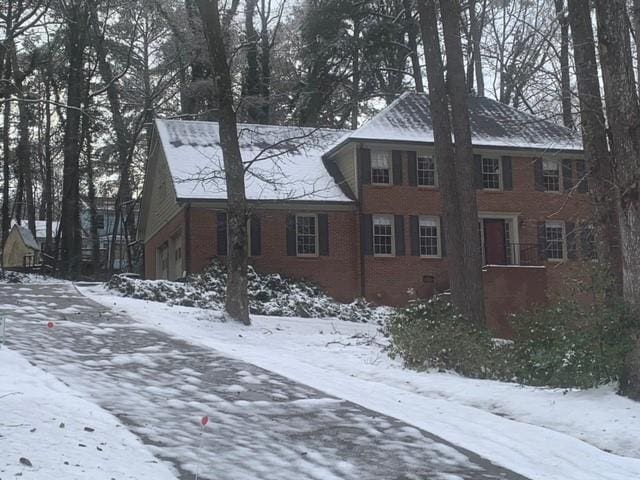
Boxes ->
[327,92,583,155]
[154,119,354,203]
[13,225,40,251]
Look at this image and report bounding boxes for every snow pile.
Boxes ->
[107,261,391,323]
[0,270,65,284]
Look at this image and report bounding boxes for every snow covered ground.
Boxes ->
[81,284,640,480]
[0,346,177,479]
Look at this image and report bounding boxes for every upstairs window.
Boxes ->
[419,216,440,257]
[543,159,561,192]
[482,157,502,190]
[417,156,436,187]
[371,151,391,185]
[545,221,565,261]
[373,215,394,256]
[296,214,318,256]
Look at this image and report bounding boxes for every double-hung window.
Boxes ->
[482,157,502,190]
[417,156,436,187]
[371,151,391,185]
[543,159,561,192]
[545,221,565,261]
[419,216,440,257]
[373,215,394,256]
[296,214,318,256]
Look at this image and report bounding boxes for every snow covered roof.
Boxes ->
[332,92,583,153]
[11,220,59,240]
[155,119,354,203]
[14,225,40,251]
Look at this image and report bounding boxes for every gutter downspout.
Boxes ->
[185,203,191,275]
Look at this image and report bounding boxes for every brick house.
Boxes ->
[138,93,593,335]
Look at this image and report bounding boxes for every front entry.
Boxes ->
[483,219,507,265]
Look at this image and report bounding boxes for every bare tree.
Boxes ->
[593,0,640,399]
[195,0,250,324]
[417,0,485,326]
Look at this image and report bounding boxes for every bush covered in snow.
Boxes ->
[107,260,391,323]
[383,295,508,378]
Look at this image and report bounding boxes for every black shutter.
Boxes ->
[410,215,420,256]
[474,154,483,189]
[216,212,227,256]
[407,151,417,186]
[562,159,574,192]
[361,214,373,255]
[537,221,547,261]
[250,214,261,256]
[392,150,403,185]
[358,148,371,186]
[318,213,329,256]
[576,159,589,193]
[394,215,405,256]
[502,156,513,190]
[534,158,544,191]
[286,214,296,256]
[581,224,596,259]
[440,215,447,257]
[566,222,577,259]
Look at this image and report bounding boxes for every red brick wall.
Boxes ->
[186,206,360,303]
[483,266,548,337]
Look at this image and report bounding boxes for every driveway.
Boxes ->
[0,283,527,480]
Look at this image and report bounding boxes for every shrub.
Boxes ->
[107,260,391,323]
[382,295,504,378]
[510,300,638,388]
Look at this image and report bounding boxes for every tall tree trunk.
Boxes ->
[196,0,250,324]
[471,0,486,96]
[351,16,360,129]
[567,0,619,294]
[1,99,10,251]
[14,88,36,235]
[594,0,640,399]
[243,0,260,123]
[89,5,134,274]
[43,75,53,255]
[259,0,272,123]
[418,0,485,326]
[60,1,89,278]
[403,0,424,93]
[555,0,574,128]
[439,0,486,326]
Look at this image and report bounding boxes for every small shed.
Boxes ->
[2,225,41,268]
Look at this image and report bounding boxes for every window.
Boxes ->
[296,214,318,256]
[482,157,502,189]
[417,156,436,187]
[373,215,394,256]
[371,151,391,184]
[96,214,105,229]
[419,216,440,257]
[545,221,565,261]
[543,159,561,192]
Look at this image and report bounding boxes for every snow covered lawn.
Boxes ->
[81,285,640,480]
[0,346,177,479]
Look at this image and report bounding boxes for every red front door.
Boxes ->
[484,219,507,265]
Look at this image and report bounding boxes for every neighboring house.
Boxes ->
[139,92,592,335]
[3,224,41,268]
[80,197,137,270]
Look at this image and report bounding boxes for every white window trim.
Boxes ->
[545,220,567,262]
[542,158,562,193]
[371,150,393,186]
[418,215,441,258]
[417,155,438,188]
[482,157,503,191]
[373,214,395,257]
[296,213,319,257]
